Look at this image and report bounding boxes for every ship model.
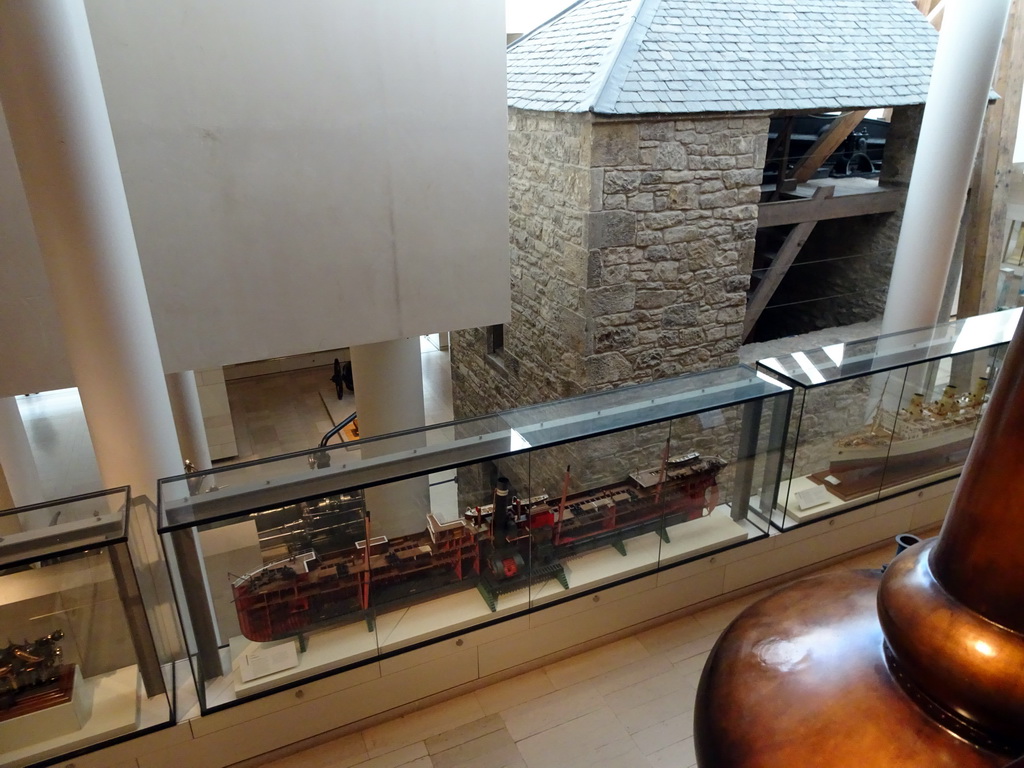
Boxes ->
[813,377,989,500]
[0,630,70,720]
[232,452,725,644]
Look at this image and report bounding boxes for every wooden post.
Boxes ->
[956,0,1023,318]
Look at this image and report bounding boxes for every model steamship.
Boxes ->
[232,452,725,643]
[814,377,988,499]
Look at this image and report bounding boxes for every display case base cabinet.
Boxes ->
[126,485,951,768]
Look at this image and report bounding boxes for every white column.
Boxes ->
[0,397,44,509]
[0,0,181,501]
[879,0,1013,335]
[0,397,50,530]
[350,338,430,537]
[166,371,212,471]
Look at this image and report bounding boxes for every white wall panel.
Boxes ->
[0,0,508,395]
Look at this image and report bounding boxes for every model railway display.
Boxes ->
[232,452,726,643]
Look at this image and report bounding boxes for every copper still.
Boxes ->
[694,314,1024,767]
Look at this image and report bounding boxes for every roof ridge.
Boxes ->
[592,0,661,114]
[573,0,648,111]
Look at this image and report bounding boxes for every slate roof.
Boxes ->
[507,0,939,115]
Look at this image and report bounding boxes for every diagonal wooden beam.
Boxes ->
[744,186,835,339]
[790,110,871,184]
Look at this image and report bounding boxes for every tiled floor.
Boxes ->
[249,543,898,768]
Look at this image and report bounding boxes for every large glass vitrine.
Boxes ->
[0,488,173,768]
[757,308,1020,528]
[157,365,790,713]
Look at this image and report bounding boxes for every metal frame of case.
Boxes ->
[0,487,173,768]
[158,365,792,713]
[756,308,1020,529]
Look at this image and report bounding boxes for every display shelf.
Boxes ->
[159,365,791,713]
[0,488,173,768]
[758,308,1018,528]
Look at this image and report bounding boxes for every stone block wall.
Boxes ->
[452,109,769,423]
[452,109,592,420]
[451,110,769,501]
[587,116,767,388]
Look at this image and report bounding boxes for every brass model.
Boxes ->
[0,630,65,708]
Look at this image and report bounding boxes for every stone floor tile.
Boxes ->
[362,694,484,757]
[348,742,430,768]
[474,669,555,716]
[424,714,506,755]
[431,728,524,768]
[646,734,697,768]
[260,732,367,768]
[515,707,646,768]
[630,711,694,756]
[500,685,605,742]
[542,637,651,690]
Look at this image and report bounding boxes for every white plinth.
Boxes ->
[229,622,378,699]
[0,666,88,753]
[779,465,963,525]
[0,665,139,768]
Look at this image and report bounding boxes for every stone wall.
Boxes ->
[586,115,767,386]
[452,109,591,420]
[452,109,768,422]
[753,105,924,339]
[451,110,769,503]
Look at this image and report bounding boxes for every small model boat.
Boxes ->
[818,378,988,499]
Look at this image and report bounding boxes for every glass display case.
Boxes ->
[158,365,791,713]
[757,308,1020,528]
[0,487,173,768]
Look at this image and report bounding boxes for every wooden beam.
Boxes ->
[757,185,904,228]
[957,0,1024,317]
[745,187,834,338]
[790,110,871,184]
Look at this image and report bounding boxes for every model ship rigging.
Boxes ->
[232,451,725,643]
[813,377,989,500]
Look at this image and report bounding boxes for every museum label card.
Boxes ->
[240,641,299,682]
[795,485,831,510]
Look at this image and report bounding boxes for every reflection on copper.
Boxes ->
[695,314,1024,767]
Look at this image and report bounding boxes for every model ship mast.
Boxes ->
[553,465,570,546]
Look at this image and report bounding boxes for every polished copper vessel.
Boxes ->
[694,313,1024,767]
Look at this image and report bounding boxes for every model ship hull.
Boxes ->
[233,454,725,643]
[819,393,984,500]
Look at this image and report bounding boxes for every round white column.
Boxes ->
[350,338,430,537]
[880,0,1012,335]
[0,0,181,501]
[0,397,44,521]
[166,371,212,471]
